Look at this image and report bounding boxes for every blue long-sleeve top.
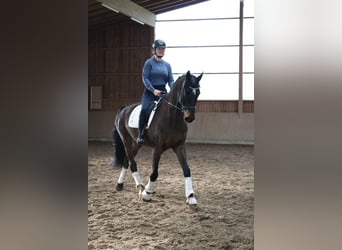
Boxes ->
[142,57,174,93]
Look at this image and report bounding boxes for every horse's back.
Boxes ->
[114,103,140,140]
[115,103,140,122]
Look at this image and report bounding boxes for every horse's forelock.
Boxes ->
[171,73,199,93]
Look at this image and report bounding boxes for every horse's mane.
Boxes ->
[166,72,200,103]
[166,75,185,100]
[173,75,186,90]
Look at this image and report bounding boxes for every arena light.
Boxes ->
[130,17,144,25]
[101,3,119,13]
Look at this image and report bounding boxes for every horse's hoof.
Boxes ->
[116,183,124,191]
[189,204,199,211]
[141,190,153,201]
[186,195,197,205]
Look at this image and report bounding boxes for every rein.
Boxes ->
[162,80,185,112]
[165,99,183,111]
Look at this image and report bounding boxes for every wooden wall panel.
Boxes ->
[243,101,254,113]
[89,21,154,112]
[197,101,238,112]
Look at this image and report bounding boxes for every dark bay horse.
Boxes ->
[112,71,203,206]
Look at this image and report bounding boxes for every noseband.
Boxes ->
[164,79,200,112]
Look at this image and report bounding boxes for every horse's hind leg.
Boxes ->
[141,148,162,201]
[125,141,145,195]
[173,144,198,205]
[114,127,142,192]
[116,158,129,191]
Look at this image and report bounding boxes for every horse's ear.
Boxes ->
[186,70,191,81]
[197,72,203,82]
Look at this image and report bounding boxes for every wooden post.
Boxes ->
[239,0,244,116]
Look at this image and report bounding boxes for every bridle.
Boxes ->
[163,79,200,112]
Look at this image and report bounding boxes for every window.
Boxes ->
[156,0,254,100]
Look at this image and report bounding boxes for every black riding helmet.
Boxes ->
[152,39,166,50]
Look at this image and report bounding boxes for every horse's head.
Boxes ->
[180,71,203,123]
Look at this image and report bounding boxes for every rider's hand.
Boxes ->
[153,89,161,96]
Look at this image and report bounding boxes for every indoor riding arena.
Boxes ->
[88,143,253,249]
[89,1,254,249]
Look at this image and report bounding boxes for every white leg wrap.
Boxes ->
[117,168,128,184]
[132,172,144,187]
[145,180,154,193]
[141,180,155,201]
[185,177,197,205]
[184,177,194,198]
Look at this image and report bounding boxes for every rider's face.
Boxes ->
[155,47,165,57]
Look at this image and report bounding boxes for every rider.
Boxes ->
[137,39,174,144]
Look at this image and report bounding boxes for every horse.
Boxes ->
[112,70,203,207]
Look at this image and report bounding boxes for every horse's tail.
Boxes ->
[112,107,127,167]
[113,129,126,166]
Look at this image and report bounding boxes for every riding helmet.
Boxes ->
[152,39,166,49]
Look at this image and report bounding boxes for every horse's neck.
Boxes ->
[156,81,183,123]
[167,77,184,102]
[158,100,184,128]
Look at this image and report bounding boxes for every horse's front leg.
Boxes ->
[141,148,161,201]
[173,144,198,206]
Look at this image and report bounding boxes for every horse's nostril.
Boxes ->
[185,117,194,123]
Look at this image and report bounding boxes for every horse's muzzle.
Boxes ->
[183,110,195,123]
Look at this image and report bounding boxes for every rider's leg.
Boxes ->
[137,109,147,144]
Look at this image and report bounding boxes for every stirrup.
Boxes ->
[136,136,144,144]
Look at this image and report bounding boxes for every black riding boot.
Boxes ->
[137,111,147,144]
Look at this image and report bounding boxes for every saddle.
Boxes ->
[128,98,162,129]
